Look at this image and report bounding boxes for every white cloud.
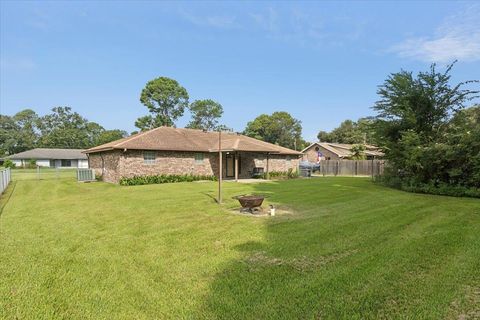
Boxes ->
[391,5,480,62]
[179,9,238,29]
[248,7,366,48]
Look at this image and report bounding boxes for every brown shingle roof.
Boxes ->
[301,142,384,158]
[85,127,302,155]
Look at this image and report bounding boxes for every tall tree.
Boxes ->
[138,77,189,129]
[186,99,223,131]
[13,109,39,151]
[373,62,479,193]
[0,115,19,155]
[244,112,303,150]
[0,109,40,155]
[317,130,332,142]
[134,115,165,132]
[316,118,377,144]
[85,122,105,147]
[95,129,128,145]
[37,107,91,148]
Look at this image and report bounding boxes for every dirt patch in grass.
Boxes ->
[448,284,480,320]
[244,249,358,272]
[229,206,294,218]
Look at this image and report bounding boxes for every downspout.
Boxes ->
[100,154,105,177]
[266,153,270,180]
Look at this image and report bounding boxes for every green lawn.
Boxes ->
[10,168,77,181]
[1,177,479,319]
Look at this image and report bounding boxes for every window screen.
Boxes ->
[61,160,71,167]
[143,151,156,164]
[195,153,204,164]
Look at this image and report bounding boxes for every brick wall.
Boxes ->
[302,145,341,162]
[88,150,123,183]
[121,150,217,179]
[88,149,300,183]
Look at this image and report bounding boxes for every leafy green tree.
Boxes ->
[373,62,479,194]
[186,99,223,131]
[244,112,303,150]
[317,130,332,142]
[350,144,366,160]
[37,107,91,148]
[317,118,377,144]
[95,129,128,145]
[0,115,20,155]
[13,109,39,151]
[85,122,105,147]
[36,107,126,149]
[0,109,39,155]
[215,124,233,132]
[138,77,189,128]
[134,115,165,132]
[3,159,15,168]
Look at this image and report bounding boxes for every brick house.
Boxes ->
[85,127,302,183]
[302,142,383,163]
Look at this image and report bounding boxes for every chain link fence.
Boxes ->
[11,167,77,181]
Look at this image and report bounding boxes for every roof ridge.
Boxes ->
[114,126,164,148]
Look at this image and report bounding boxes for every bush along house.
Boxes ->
[84,126,302,183]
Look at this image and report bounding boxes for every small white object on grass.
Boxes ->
[269,205,275,216]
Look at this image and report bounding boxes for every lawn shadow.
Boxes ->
[196,179,366,319]
[201,191,220,204]
[195,178,480,319]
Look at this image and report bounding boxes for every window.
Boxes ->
[286,156,291,162]
[143,151,156,164]
[315,146,320,151]
[61,159,71,167]
[195,153,204,164]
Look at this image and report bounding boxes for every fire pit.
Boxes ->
[233,194,266,214]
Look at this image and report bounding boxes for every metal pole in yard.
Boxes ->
[218,131,222,204]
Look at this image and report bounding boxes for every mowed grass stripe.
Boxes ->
[1,177,479,319]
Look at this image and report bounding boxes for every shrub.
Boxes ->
[3,159,16,169]
[119,174,217,186]
[24,159,37,169]
[263,168,299,180]
[375,175,480,198]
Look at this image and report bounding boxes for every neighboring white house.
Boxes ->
[8,148,88,168]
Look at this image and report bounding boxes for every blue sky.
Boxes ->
[1,1,479,141]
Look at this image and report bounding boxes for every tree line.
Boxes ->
[2,63,479,197]
[0,107,127,155]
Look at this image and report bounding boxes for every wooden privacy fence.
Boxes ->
[0,168,12,194]
[316,160,385,177]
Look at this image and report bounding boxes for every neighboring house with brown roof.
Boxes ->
[302,142,384,163]
[8,148,88,168]
[84,126,302,183]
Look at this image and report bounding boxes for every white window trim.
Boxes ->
[143,151,156,164]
